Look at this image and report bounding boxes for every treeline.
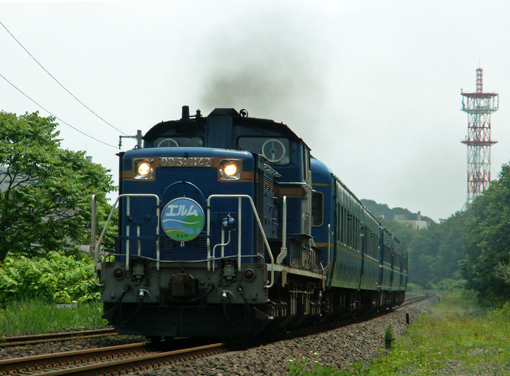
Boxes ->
[363,162,510,307]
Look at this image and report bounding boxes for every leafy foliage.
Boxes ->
[0,111,116,261]
[0,251,100,304]
[411,212,470,288]
[461,162,510,306]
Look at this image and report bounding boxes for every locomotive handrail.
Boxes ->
[279,181,313,190]
[91,194,160,286]
[276,196,287,264]
[90,194,101,287]
[323,223,331,273]
[90,194,97,257]
[206,194,275,289]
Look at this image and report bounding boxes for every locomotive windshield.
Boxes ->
[156,137,204,147]
[237,137,291,165]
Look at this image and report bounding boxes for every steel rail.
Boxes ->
[0,328,117,348]
[0,342,147,375]
[397,293,436,308]
[0,342,225,376]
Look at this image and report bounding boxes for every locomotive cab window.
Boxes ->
[237,137,290,165]
[311,191,324,227]
[156,137,204,148]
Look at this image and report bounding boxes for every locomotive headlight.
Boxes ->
[224,163,237,176]
[138,162,151,175]
[219,159,241,180]
[134,159,154,180]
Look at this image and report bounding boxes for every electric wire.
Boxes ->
[0,72,117,149]
[0,20,128,136]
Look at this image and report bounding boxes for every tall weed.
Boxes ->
[0,299,107,335]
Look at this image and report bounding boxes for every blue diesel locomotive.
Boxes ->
[91,107,408,339]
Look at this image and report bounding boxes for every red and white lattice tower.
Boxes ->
[461,68,499,209]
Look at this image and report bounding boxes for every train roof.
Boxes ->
[144,107,311,150]
[311,157,390,237]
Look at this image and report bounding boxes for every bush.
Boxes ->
[384,324,395,349]
[0,251,100,304]
[406,283,423,293]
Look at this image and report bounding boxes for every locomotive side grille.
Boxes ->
[304,212,311,235]
[263,176,275,197]
[197,235,207,253]
[259,161,280,240]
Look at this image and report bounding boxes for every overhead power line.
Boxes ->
[0,20,128,136]
[0,72,117,149]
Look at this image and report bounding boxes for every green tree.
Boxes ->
[0,111,116,262]
[381,210,469,289]
[436,210,471,281]
[461,162,510,306]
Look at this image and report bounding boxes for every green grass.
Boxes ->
[287,294,510,375]
[0,299,108,335]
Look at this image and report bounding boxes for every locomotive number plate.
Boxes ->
[160,157,214,168]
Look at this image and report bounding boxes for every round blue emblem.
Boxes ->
[161,198,205,241]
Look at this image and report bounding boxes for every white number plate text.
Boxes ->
[160,157,214,167]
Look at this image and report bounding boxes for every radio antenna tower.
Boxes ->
[461,68,499,210]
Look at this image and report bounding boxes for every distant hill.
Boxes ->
[361,199,434,224]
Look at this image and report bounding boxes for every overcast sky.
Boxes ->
[1,0,509,222]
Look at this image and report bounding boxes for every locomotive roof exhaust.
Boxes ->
[181,105,190,120]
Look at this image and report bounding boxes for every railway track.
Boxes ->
[0,341,227,375]
[399,292,436,308]
[0,328,117,348]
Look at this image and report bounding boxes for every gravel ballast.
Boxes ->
[135,297,438,376]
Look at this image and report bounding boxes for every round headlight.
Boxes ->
[219,159,241,180]
[224,163,238,176]
[138,162,151,176]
